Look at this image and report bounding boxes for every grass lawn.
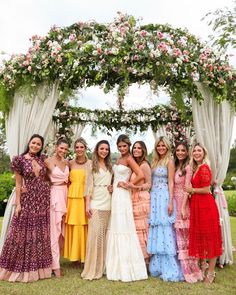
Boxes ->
[224,190,236,198]
[0,218,235,295]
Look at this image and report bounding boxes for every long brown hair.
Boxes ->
[131,141,149,166]
[174,141,189,176]
[116,134,131,152]
[22,134,44,156]
[92,140,112,173]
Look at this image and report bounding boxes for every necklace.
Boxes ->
[75,157,87,165]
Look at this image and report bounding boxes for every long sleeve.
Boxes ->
[84,160,93,196]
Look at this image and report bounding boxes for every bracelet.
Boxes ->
[192,188,195,194]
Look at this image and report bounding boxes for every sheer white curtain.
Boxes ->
[192,82,234,265]
[152,126,167,141]
[72,124,85,141]
[0,82,60,252]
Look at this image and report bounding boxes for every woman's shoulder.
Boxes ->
[185,164,192,172]
[39,153,48,162]
[140,161,151,170]
[199,163,211,171]
[12,154,23,161]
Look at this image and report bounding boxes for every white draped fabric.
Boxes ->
[72,124,85,141]
[152,126,167,141]
[0,82,60,252]
[192,82,234,265]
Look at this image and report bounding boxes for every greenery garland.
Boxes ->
[53,101,194,144]
[0,12,235,114]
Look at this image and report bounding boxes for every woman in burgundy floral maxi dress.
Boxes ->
[0,134,52,282]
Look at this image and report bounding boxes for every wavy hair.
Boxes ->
[174,141,189,176]
[131,141,150,166]
[92,140,112,173]
[190,142,210,172]
[116,134,131,152]
[74,137,88,161]
[151,136,172,168]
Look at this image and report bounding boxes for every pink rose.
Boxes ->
[69,34,76,41]
[157,32,164,39]
[56,56,62,63]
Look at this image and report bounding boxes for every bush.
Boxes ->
[0,172,15,215]
[222,172,236,190]
[227,193,236,216]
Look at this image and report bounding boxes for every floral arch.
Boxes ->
[0,12,235,147]
[0,12,235,260]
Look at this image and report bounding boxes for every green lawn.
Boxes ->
[0,218,235,295]
[224,190,236,198]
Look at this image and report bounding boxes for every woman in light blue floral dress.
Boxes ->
[147,136,183,282]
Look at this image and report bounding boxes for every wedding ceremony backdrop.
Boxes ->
[0,13,235,263]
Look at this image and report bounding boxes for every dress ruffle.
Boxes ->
[0,267,51,283]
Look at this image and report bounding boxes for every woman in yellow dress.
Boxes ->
[64,138,92,264]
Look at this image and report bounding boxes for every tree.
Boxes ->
[0,116,10,173]
[227,140,236,173]
[203,1,236,51]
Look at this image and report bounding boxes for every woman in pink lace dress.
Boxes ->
[174,141,202,283]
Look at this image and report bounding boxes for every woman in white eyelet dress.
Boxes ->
[106,135,148,282]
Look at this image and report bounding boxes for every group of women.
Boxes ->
[0,133,222,284]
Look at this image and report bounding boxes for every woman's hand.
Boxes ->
[107,185,113,193]
[85,197,92,219]
[117,181,129,189]
[86,205,92,219]
[184,184,193,194]
[126,182,136,190]
[15,203,21,217]
[168,200,173,216]
[21,185,27,193]
[181,207,187,220]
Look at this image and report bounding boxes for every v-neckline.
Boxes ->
[54,165,68,174]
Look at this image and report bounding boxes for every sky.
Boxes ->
[0,0,235,152]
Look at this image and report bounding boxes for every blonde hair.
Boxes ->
[152,136,172,168]
[74,137,88,161]
[190,142,210,172]
[74,137,88,149]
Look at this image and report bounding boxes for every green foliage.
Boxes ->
[53,101,194,145]
[0,173,14,202]
[203,1,236,51]
[225,191,236,216]
[223,172,236,190]
[0,83,13,113]
[0,12,235,116]
[227,140,236,173]
[0,121,10,174]
[228,194,236,216]
[0,172,14,215]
